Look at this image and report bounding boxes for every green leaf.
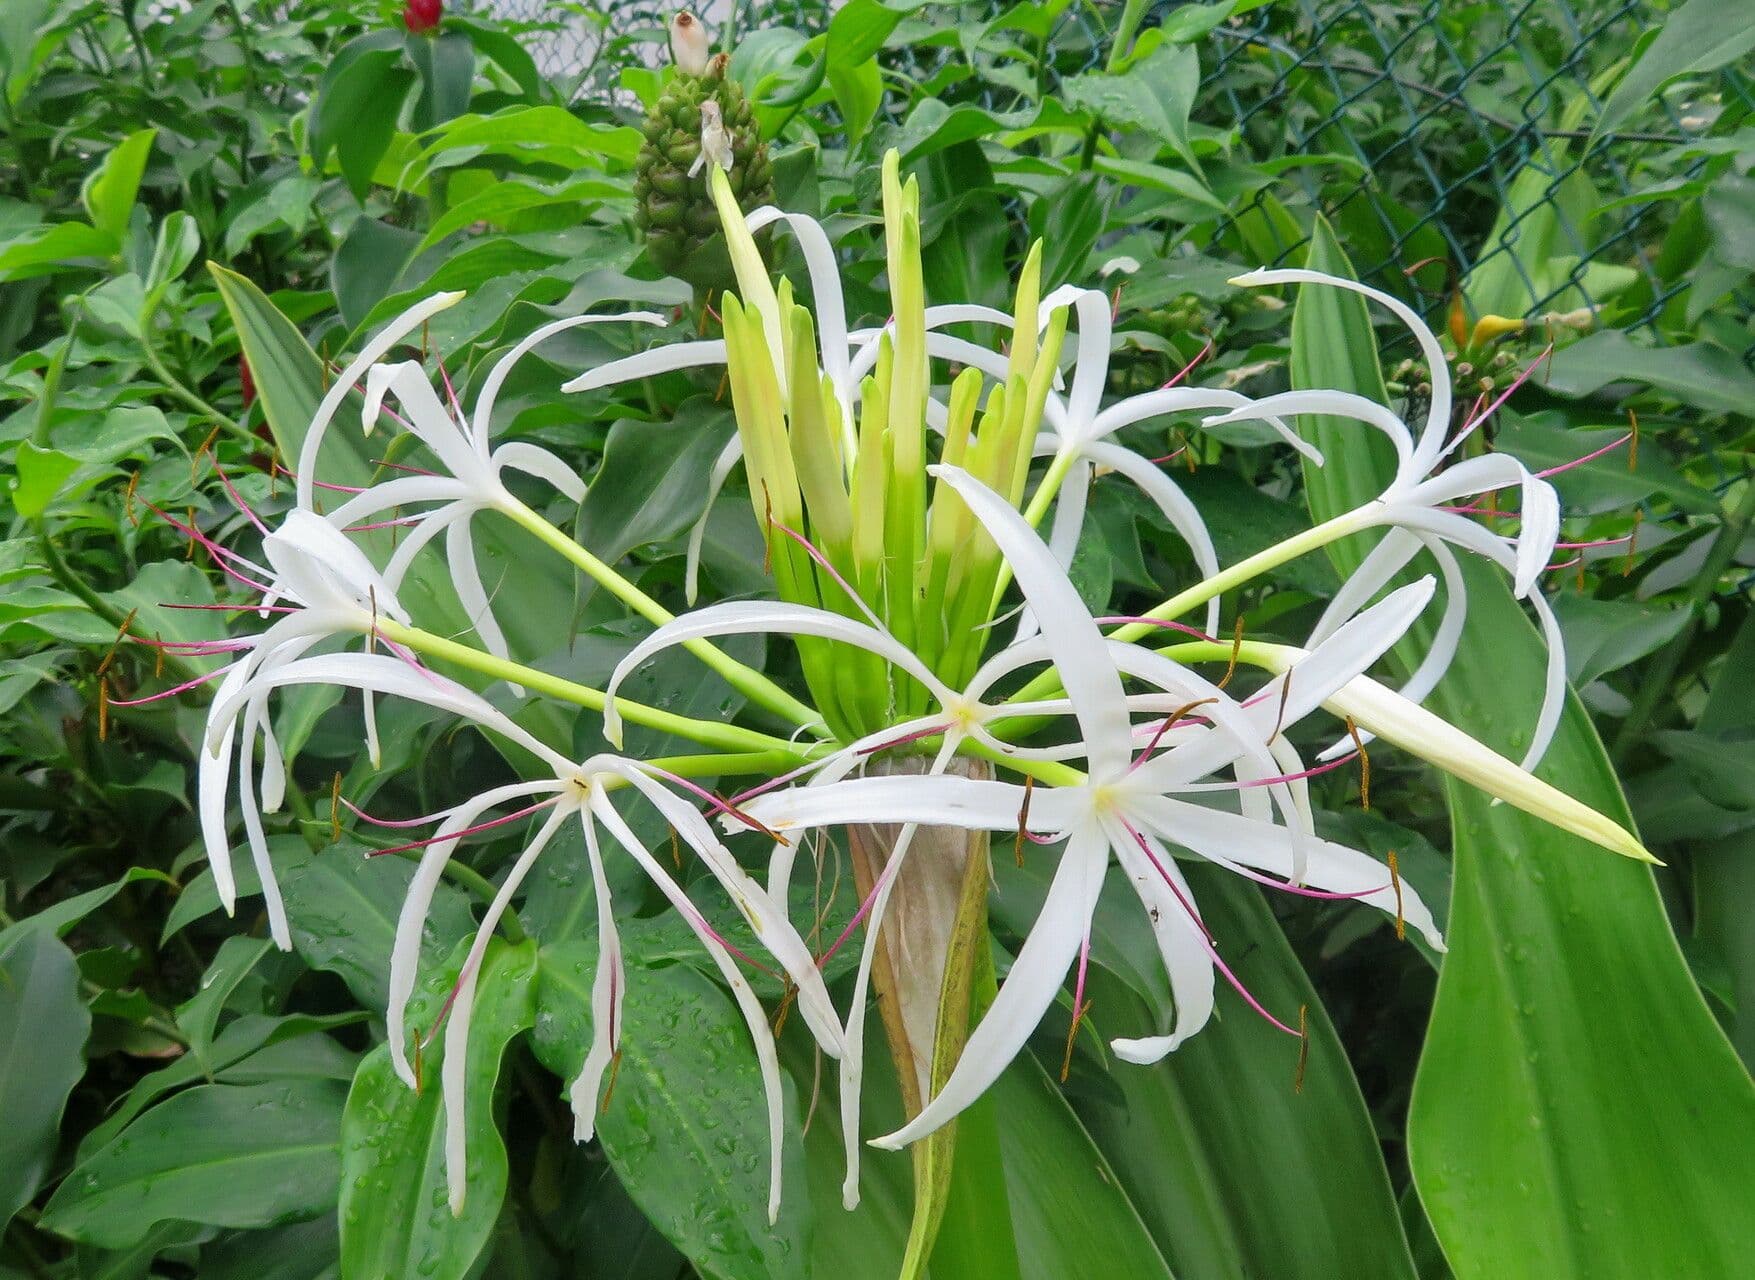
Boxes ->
[40,1080,346,1249]
[1595,0,1755,140]
[534,945,810,1280]
[176,936,276,1067]
[200,1218,340,1280]
[1543,329,1755,415]
[143,212,200,313]
[1294,217,1755,1278]
[81,129,157,243]
[310,35,414,202]
[339,941,536,1280]
[0,930,91,1227]
[10,439,80,517]
[331,215,421,332]
[1062,44,1201,173]
[0,867,176,958]
[1550,594,1689,687]
[207,264,324,462]
[0,220,119,281]
[278,840,476,1013]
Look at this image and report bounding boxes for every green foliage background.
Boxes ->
[2,2,1753,1277]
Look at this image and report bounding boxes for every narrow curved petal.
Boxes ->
[591,789,791,1224]
[475,311,666,448]
[387,781,559,1088]
[685,434,746,605]
[1013,455,1090,645]
[569,811,625,1142]
[494,441,585,504]
[746,208,855,414]
[739,771,1077,837]
[444,804,572,1213]
[364,361,482,483]
[872,822,1109,1149]
[296,291,465,510]
[1105,820,1214,1062]
[1093,387,1323,463]
[602,601,953,748]
[445,515,514,680]
[929,466,1132,776]
[1201,390,1404,469]
[1231,268,1451,472]
[561,338,728,394]
[1083,439,1223,637]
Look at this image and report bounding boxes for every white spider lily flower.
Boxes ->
[188,510,409,949]
[303,304,666,675]
[730,466,1438,1155]
[1202,269,1565,765]
[223,651,842,1223]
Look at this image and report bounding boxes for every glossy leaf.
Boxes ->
[339,940,536,1280]
[533,944,810,1280]
[0,930,90,1226]
[41,1079,346,1249]
[1594,0,1755,139]
[1293,217,1755,1278]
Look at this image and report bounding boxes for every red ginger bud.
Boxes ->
[404,0,441,34]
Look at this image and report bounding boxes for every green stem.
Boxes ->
[139,332,255,448]
[1611,474,1755,763]
[1003,504,1370,709]
[498,496,823,732]
[377,618,808,759]
[1106,0,1151,71]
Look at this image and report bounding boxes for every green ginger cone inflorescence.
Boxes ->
[635,13,773,289]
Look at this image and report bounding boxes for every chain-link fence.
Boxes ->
[481,0,1750,334]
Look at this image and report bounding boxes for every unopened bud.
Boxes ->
[403,0,441,35]
[670,12,711,74]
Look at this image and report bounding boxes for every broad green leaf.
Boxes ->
[207,264,323,462]
[339,940,536,1280]
[81,129,157,243]
[278,840,476,1013]
[40,1079,346,1249]
[200,1218,340,1280]
[309,34,413,202]
[1062,44,1201,173]
[0,930,91,1226]
[1294,217,1755,1278]
[1494,412,1717,515]
[416,107,641,171]
[1550,594,1689,687]
[1594,0,1755,140]
[533,945,810,1280]
[0,220,118,281]
[999,859,1416,1277]
[1543,329,1755,415]
[331,215,421,332]
[10,439,80,517]
[143,212,200,313]
[0,867,177,957]
[176,936,276,1067]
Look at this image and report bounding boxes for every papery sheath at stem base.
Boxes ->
[847,756,999,1272]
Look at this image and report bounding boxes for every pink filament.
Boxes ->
[1161,337,1213,390]
[1094,614,1216,643]
[211,461,270,536]
[365,795,561,857]
[1536,431,1632,479]
[105,664,232,705]
[768,517,882,629]
[856,720,949,756]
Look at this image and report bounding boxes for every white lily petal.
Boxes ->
[1043,285,1113,434]
[746,208,856,415]
[323,475,474,532]
[1132,795,1444,950]
[264,510,410,625]
[569,811,624,1142]
[493,441,585,503]
[237,701,292,949]
[591,789,790,1224]
[1106,820,1214,1061]
[930,466,1133,775]
[445,516,516,684]
[296,291,465,510]
[381,503,468,592]
[561,338,727,394]
[387,781,558,1089]
[476,312,666,447]
[198,662,250,911]
[1013,455,1090,645]
[1231,268,1451,472]
[602,601,953,749]
[873,822,1109,1149]
[1202,390,1407,469]
[444,804,572,1214]
[739,771,1076,837]
[1083,439,1223,637]
[1092,387,1322,463]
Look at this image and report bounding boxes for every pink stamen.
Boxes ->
[1536,431,1632,479]
[342,796,458,830]
[1160,337,1213,390]
[105,665,231,705]
[769,517,881,629]
[640,765,780,838]
[436,356,464,422]
[1094,614,1217,643]
[346,514,427,532]
[1223,861,1389,901]
[1547,555,1582,573]
[1449,343,1554,452]
[729,755,829,806]
[364,796,561,857]
[275,465,368,495]
[856,720,950,756]
[684,906,777,978]
[1147,446,1188,466]
[211,461,271,536]
[371,458,441,478]
[130,636,253,653]
[1553,536,1632,551]
[148,504,275,594]
[1440,504,1517,518]
[815,869,889,968]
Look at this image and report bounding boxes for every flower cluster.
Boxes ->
[149,146,1650,1227]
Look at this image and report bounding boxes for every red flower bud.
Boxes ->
[403,0,442,35]
[239,354,256,410]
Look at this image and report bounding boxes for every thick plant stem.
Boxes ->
[377,618,807,759]
[1611,475,1755,763]
[497,494,823,732]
